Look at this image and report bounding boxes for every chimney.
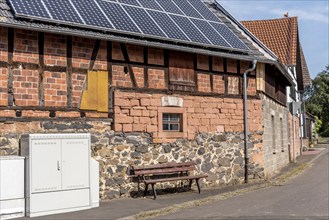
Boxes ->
[284,12,289,17]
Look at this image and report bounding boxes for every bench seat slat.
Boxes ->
[134,166,195,176]
[144,174,208,185]
[133,161,196,171]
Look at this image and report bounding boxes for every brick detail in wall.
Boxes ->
[132,66,144,88]
[44,71,67,107]
[14,29,38,64]
[148,69,166,89]
[0,27,8,62]
[112,42,124,60]
[112,65,132,87]
[197,55,209,71]
[247,78,257,96]
[44,33,66,66]
[114,90,263,140]
[148,48,164,65]
[0,68,8,106]
[240,60,250,73]
[127,44,143,63]
[71,72,85,108]
[72,36,95,69]
[213,75,225,94]
[93,41,107,71]
[12,69,38,106]
[197,73,211,93]
[213,57,224,72]
[227,59,237,73]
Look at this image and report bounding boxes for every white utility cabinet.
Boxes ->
[0,156,25,220]
[21,133,99,217]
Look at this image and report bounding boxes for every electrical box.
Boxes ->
[21,133,99,217]
[0,156,25,220]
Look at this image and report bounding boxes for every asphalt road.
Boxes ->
[155,150,329,220]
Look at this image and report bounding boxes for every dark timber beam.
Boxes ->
[107,41,113,113]
[194,54,198,92]
[209,56,213,93]
[164,49,169,89]
[7,28,14,106]
[38,32,45,106]
[89,39,101,71]
[66,36,73,108]
[143,46,148,88]
[120,43,137,88]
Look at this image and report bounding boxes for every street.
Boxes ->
[155,149,329,220]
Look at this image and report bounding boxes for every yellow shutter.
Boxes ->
[80,71,108,112]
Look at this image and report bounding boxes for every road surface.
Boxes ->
[155,150,329,220]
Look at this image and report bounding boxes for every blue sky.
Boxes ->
[218,0,329,79]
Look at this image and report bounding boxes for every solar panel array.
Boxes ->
[8,0,249,51]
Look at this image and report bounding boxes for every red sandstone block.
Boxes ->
[114,123,122,131]
[149,110,157,117]
[130,109,142,116]
[133,117,140,123]
[123,124,133,132]
[201,118,209,126]
[115,114,133,124]
[142,110,149,117]
[133,124,146,132]
[140,116,151,124]
[115,98,130,107]
[130,99,140,106]
[151,117,157,125]
[147,125,157,133]
[140,98,151,106]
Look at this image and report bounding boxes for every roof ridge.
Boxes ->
[241,16,298,23]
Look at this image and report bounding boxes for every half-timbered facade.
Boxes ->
[0,0,294,199]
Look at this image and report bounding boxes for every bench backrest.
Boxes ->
[132,161,197,176]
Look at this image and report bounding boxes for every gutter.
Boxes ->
[243,60,257,183]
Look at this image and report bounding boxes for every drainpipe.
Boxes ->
[243,60,257,183]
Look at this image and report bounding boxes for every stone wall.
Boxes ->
[0,119,264,200]
[261,94,289,176]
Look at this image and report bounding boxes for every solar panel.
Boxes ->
[173,0,203,19]
[155,0,184,15]
[188,0,221,22]
[191,19,230,48]
[122,5,165,37]
[96,0,141,33]
[43,0,83,24]
[8,0,250,52]
[210,22,249,50]
[9,0,50,19]
[147,10,189,41]
[118,0,140,6]
[71,0,113,28]
[170,15,210,44]
[138,0,163,11]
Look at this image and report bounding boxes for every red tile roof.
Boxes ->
[241,17,311,87]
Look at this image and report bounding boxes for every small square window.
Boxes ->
[162,113,182,132]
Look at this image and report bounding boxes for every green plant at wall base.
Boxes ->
[314,116,322,134]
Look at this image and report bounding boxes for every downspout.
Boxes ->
[243,60,257,183]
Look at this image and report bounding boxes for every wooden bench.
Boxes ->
[131,161,208,199]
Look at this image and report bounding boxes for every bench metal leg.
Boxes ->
[188,179,193,190]
[151,183,157,200]
[196,178,201,194]
[144,184,149,197]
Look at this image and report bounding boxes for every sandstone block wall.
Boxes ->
[114,90,263,142]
